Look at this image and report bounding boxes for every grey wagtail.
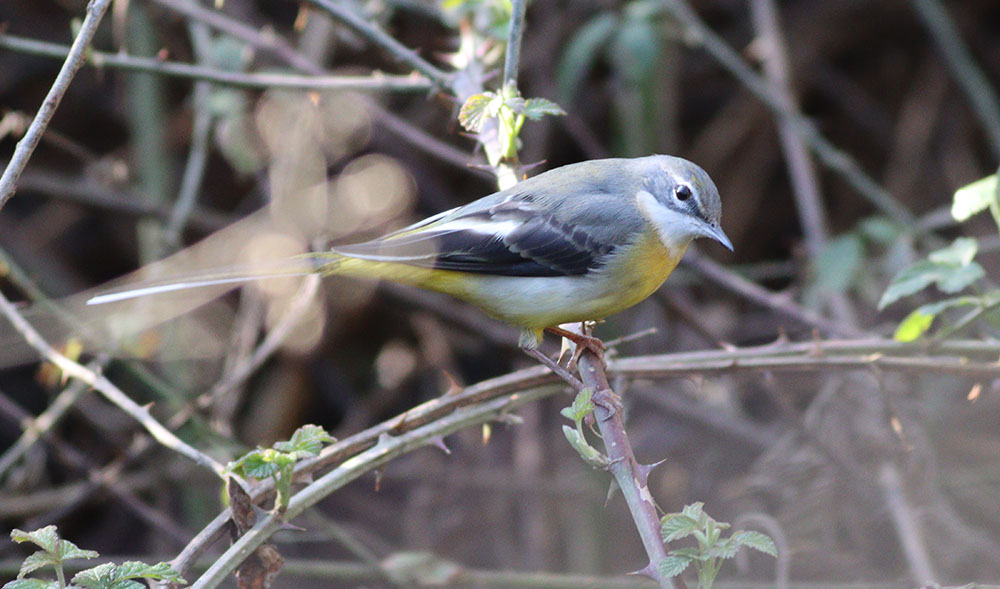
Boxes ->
[88,155,731,351]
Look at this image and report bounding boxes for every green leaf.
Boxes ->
[894,309,935,342]
[878,254,984,310]
[703,537,740,560]
[660,514,698,542]
[680,502,705,522]
[556,12,618,102]
[561,388,594,423]
[658,555,692,578]
[11,527,60,554]
[938,262,985,293]
[894,296,983,342]
[18,552,56,579]
[520,97,566,120]
[458,93,495,132]
[3,579,58,589]
[561,425,607,467]
[274,424,335,458]
[929,237,978,266]
[58,542,99,563]
[732,530,778,557]
[857,216,902,245]
[952,174,998,222]
[72,563,116,589]
[813,234,863,293]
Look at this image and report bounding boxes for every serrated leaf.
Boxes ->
[703,538,740,560]
[237,451,283,479]
[458,93,495,132]
[113,561,184,583]
[658,555,692,578]
[929,237,979,266]
[58,541,98,563]
[952,175,998,222]
[680,502,705,522]
[274,424,334,457]
[520,97,566,120]
[11,527,60,554]
[660,514,698,542]
[732,530,778,557]
[18,552,56,579]
[3,579,58,589]
[668,546,703,560]
[72,563,116,589]
[557,12,618,102]
[894,309,935,342]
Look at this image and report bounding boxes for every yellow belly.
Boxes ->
[317,232,686,332]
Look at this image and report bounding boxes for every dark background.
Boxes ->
[2,0,1000,586]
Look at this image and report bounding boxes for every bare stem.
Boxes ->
[0,34,435,91]
[0,0,114,210]
[503,0,528,87]
[0,290,226,476]
[659,0,917,227]
[910,0,1000,158]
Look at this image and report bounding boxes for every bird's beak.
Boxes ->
[701,222,734,251]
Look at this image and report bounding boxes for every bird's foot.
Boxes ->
[545,326,605,370]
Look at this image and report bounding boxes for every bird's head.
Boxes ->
[634,155,733,253]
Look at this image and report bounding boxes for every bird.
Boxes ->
[88,155,732,354]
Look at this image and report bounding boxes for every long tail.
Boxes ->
[86,260,320,306]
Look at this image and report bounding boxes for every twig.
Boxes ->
[576,352,674,588]
[161,21,216,251]
[659,0,917,227]
[910,0,1000,158]
[0,290,226,476]
[748,0,828,259]
[0,0,114,210]
[186,386,553,589]
[304,0,451,86]
[0,34,435,91]
[147,0,321,73]
[0,387,194,545]
[503,0,528,87]
[0,360,103,479]
[682,248,864,338]
[879,463,938,585]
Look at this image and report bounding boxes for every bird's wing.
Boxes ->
[331,198,623,277]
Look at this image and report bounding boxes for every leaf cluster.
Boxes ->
[658,503,776,588]
[5,526,183,589]
[227,424,336,512]
[880,175,1000,341]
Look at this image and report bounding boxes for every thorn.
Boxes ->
[482,422,491,445]
[250,504,271,523]
[441,371,464,396]
[428,435,451,455]
[627,562,659,581]
[635,459,667,486]
[374,467,383,492]
[276,520,306,532]
[605,479,620,507]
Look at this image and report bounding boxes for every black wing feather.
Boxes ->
[333,200,617,277]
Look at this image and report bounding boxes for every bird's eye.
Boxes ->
[675,185,692,202]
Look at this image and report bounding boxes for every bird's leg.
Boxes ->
[521,347,584,390]
[545,325,605,369]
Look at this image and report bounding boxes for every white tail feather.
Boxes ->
[86,269,314,306]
